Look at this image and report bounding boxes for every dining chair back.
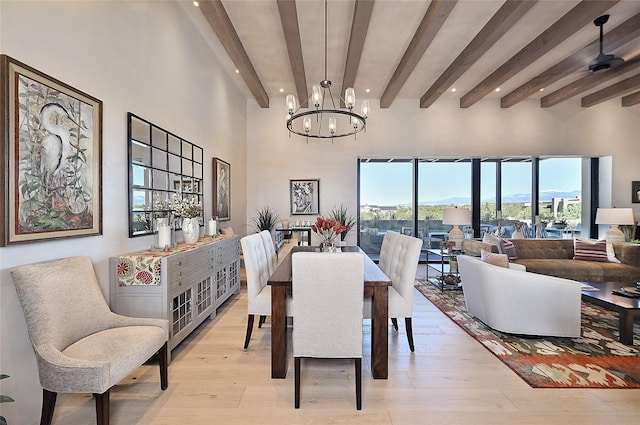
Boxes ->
[10,256,169,425]
[259,230,278,275]
[292,251,365,409]
[364,230,422,351]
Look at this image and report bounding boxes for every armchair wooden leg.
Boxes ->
[355,358,362,410]
[258,315,266,328]
[41,389,57,425]
[405,317,415,352]
[244,314,255,349]
[159,342,169,390]
[391,317,399,330]
[94,389,110,425]
[294,357,301,408]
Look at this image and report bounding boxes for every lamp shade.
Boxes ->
[595,208,635,225]
[442,208,471,226]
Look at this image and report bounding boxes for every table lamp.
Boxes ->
[442,207,471,250]
[595,207,635,242]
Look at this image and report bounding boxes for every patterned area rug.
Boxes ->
[415,280,640,388]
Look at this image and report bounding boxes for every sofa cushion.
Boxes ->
[482,233,502,252]
[481,250,508,268]
[573,238,608,262]
[500,239,517,260]
[461,239,500,256]
[509,239,574,259]
[606,242,621,263]
[513,258,640,282]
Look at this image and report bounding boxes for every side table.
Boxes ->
[275,227,311,246]
[426,248,463,291]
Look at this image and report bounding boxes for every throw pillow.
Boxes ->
[481,249,509,268]
[499,238,518,260]
[482,233,503,253]
[573,237,608,262]
[220,227,235,235]
[606,241,621,263]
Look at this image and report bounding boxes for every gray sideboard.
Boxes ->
[110,235,240,359]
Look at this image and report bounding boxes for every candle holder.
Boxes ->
[206,217,218,237]
[153,217,175,250]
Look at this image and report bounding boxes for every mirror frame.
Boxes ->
[127,113,203,237]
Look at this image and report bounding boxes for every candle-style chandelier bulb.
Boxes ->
[345,87,355,109]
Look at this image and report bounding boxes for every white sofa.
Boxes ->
[457,255,582,338]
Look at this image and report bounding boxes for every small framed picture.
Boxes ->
[632,181,640,204]
[290,179,319,215]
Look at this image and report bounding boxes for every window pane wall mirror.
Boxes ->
[128,113,203,237]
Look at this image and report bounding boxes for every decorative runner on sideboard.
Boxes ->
[116,235,232,286]
[415,280,640,388]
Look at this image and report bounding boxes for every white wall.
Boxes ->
[247,97,640,244]
[0,2,247,423]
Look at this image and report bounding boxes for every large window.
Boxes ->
[358,156,586,258]
[418,161,471,250]
[359,159,414,258]
[539,157,582,238]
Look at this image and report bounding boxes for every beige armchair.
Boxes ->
[11,256,169,425]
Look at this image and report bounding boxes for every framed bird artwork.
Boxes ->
[0,55,102,245]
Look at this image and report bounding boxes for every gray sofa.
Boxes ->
[462,238,640,283]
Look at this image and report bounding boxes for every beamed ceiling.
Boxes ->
[185,0,640,109]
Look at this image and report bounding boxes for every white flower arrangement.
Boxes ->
[152,193,202,219]
[170,192,202,218]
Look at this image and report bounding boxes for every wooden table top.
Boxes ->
[268,246,391,287]
[581,281,640,310]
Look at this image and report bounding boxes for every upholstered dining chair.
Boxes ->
[10,256,169,425]
[259,230,278,275]
[292,252,365,409]
[241,233,292,349]
[364,230,423,352]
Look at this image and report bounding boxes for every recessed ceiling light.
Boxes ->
[451,88,456,92]
[495,87,501,92]
[365,88,371,93]
[193,1,199,6]
[279,88,284,93]
[235,69,239,74]
[539,88,545,92]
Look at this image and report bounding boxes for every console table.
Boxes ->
[426,248,462,291]
[109,235,240,359]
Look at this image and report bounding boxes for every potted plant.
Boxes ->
[251,206,280,233]
[330,204,356,246]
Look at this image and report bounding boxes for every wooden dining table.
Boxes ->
[267,246,392,379]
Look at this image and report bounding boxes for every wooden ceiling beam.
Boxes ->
[341,0,375,107]
[278,0,307,105]
[420,0,536,109]
[460,0,617,108]
[380,0,458,109]
[621,90,640,107]
[502,12,640,108]
[199,0,269,108]
[581,73,640,107]
[541,58,640,107]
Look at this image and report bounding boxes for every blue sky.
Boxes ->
[360,158,582,205]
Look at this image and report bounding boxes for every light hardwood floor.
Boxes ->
[53,242,640,424]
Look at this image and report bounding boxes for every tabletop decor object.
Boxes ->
[311,216,346,252]
[172,193,202,244]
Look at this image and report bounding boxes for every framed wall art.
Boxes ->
[633,181,640,204]
[0,55,102,246]
[213,158,230,221]
[290,179,319,215]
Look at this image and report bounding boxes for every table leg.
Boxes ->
[271,286,287,378]
[619,311,638,345]
[371,286,388,379]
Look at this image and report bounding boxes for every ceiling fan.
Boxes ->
[588,14,625,73]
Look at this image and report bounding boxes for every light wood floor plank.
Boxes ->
[51,244,640,424]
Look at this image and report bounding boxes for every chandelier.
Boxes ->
[285,0,369,141]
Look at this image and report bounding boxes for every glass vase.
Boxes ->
[153,217,175,250]
[181,217,200,244]
[320,240,335,253]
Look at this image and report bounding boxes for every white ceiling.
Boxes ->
[182,0,640,108]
